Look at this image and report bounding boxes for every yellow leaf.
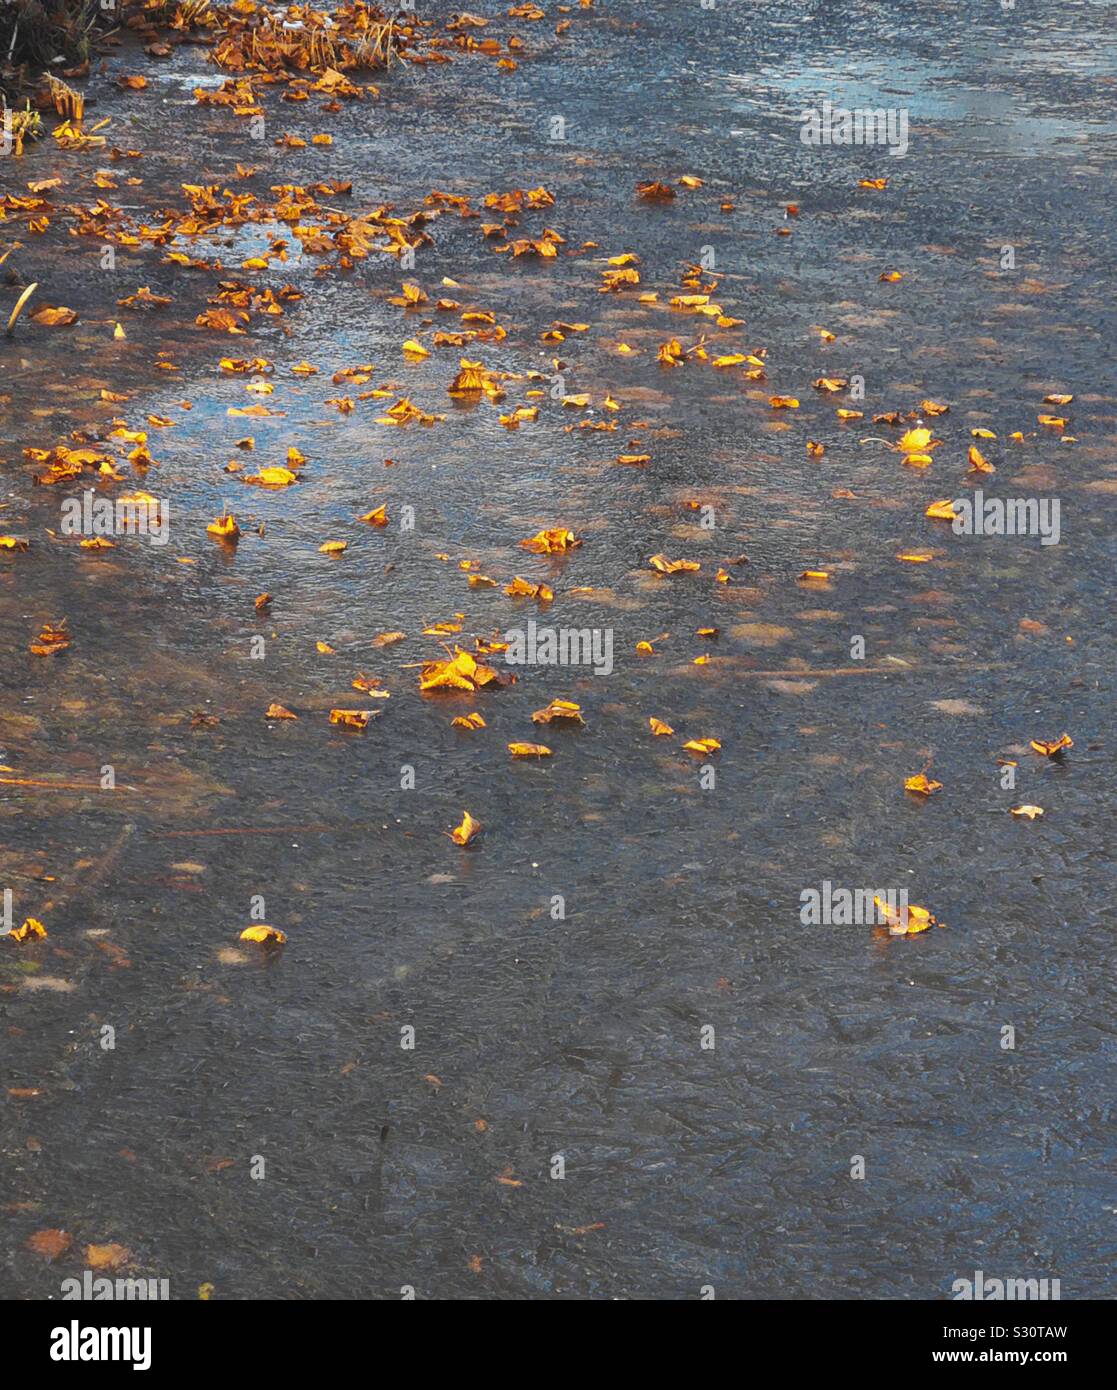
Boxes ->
[874,898,938,936]
[206,513,239,540]
[925,499,958,520]
[648,553,700,574]
[519,527,580,554]
[904,774,943,795]
[245,466,298,488]
[504,577,553,602]
[507,742,552,757]
[328,708,372,730]
[419,646,508,693]
[531,699,584,725]
[239,924,287,944]
[682,737,720,754]
[897,427,932,454]
[10,917,47,943]
[449,811,481,846]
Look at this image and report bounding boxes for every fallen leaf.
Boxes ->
[450,811,481,846]
[86,1243,131,1271]
[904,774,943,796]
[26,1229,71,1261]
[508,742,553,757]
[874,898,939,936]
[239,925,287,945]
[1030,733,1072,757]
[682,737,720,754]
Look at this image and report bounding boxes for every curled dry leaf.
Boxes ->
[507,742,553,757]
[329,708,374,730]
[419,647,508,693]
[10,918,48,942]
[505,577,553,602]
[904,774,943,796]
[1030,733,1072,757]
[531,699,584,725]
[648,553,700,574]
[682,737,720,754]
[449,811,481,846]
[519,527,580,554]
[30,305,79,327]
[875,899,940,936]
[207,513,240,540]
[925,499,958,521]
[240,925,287,945]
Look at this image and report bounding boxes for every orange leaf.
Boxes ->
[26,1229,71,1261]
[86,1243,131,1270]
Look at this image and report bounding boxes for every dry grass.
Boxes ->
[228,8,397,75]
[0,0,100,79]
